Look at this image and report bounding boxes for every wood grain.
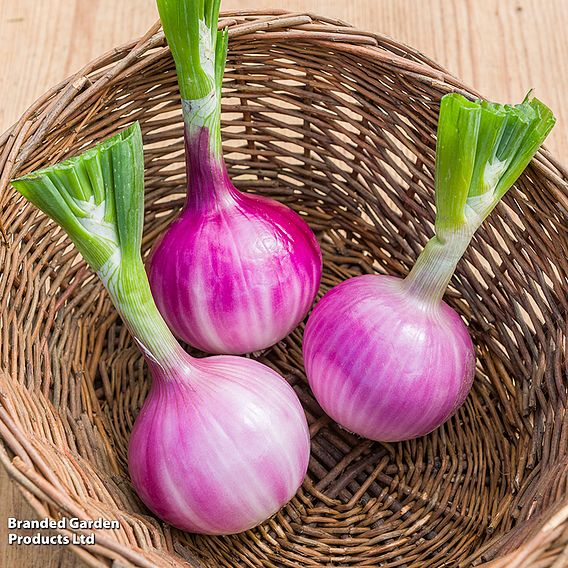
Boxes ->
[0,0,566,566]
[1,0,566,156]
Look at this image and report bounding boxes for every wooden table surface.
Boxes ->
[0,0,566,566]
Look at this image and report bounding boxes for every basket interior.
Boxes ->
[2,23,568,567]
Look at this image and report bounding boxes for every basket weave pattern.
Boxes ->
[1,12,567,567]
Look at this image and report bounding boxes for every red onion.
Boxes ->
[129,355,309,534]
[147,0,322,354]
[148,128,321,354]
[303,93,555,442]
[304,275,475,441]
[12,123,310,535]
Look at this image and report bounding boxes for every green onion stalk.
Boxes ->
[157,0,228,161]
[13,124,187,375]
[404,93,556,306]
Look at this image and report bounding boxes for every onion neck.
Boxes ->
[157,0,233,213]
[103,258,193,380]
[403,229,473,308]
[182,94,237,212]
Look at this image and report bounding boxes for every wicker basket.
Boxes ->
[1,11,567,568]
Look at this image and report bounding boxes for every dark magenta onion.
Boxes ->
[148,0,322,355]
[148,128,322,354]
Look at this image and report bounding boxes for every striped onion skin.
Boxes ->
[147,128,322,355]
[128,356,310,535]
[303,275,475,442]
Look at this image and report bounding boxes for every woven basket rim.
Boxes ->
[1,11,568,568]
[1,11,567,199]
